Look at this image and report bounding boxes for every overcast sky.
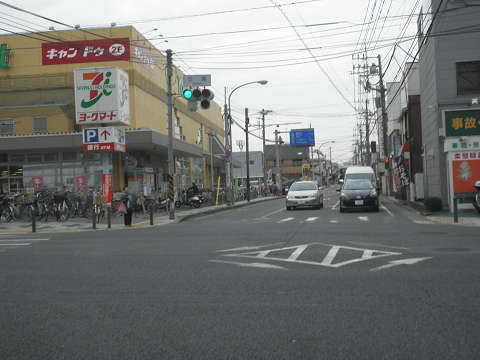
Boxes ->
[2,0,420,163]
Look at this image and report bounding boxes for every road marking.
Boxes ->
[348,241,409,250]
[278,217,294,223]
[263,208,285,218]
[329,219,338,223]
[331,200,339,210]
[305,217,318,222]
[209,259,287,270]
[381,205,394,217]
[217,243,285,253]
[357,216,369,222]
[413,220,434,225]
[0,238,50,242]
[0,243,30,246]
[370,257,432,272]
[224,242,400,268]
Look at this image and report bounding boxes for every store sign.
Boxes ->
[102,174,112,205]
[74,66,130,125]
[0,43,11,68]
[32,177,44,191]
[75,176,87,192]
[444,109,480,137]
[452,153,480,194]
[83,127,126,152]
[133,41,155,72]
[444,136,480,152]
[42,38,130,65]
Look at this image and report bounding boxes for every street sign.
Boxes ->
[82,127,126,152]
[290,128,315,146]
[183,74,211,87]
[102,174,113,205]
[225,151,231,157]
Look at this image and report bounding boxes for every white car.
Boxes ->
[285,181,324,210]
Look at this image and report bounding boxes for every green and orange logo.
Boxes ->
[78,71,115,108]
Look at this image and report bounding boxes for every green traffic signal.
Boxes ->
[183,89,193,99]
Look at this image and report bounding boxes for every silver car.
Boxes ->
[285,181,324,210]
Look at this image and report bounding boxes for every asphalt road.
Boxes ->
[1,186,479,359]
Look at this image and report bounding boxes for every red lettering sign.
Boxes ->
[102,174,112,205]
[42,38,130,65]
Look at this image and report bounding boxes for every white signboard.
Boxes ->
[74,66,130,125]
[183,74,211,87]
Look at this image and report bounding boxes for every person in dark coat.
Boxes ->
[122,186,133,226]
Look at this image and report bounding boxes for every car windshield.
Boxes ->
[289,182,317,191]
[346,173,374,181]
[343,180,374,190]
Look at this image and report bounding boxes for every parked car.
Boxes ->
[286,181,324,210]
[338,179,379,212]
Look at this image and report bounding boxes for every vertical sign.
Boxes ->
[75,175,87,192]
[102,174,113,205]
[32,177,44,191]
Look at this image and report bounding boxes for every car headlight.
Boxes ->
[369,190,377,197]
[286,195,288,200]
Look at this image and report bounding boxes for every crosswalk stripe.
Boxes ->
[357,216,369,222]
[278,217,294,223]
[305,217,318,222]
[0,243,31,246]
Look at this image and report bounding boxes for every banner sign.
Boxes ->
[82,127,126,152]
[102,174,113,205]
[32,177,44,191]
[443,109,480,137]
[75,175,87,192]
[74,66,130,125]
[290,129,315,146]
[133,41,155,72]
[42,38,130,65]
[452,154,480,194]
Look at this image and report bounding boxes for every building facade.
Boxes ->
[0,26,225,195]
[418,0,480,210]
[232,151,264,183]
[264,145,310,184]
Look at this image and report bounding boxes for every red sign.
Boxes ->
[102,174,112,205]
[78,111,118,123]
[75,176,87,192]
[32,177,44,191]
[83,143,125,152]
[42,38,130,65]
[452,157,480,193]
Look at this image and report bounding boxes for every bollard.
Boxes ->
[31,206,36,233]
[453,197,458,223]
[92,207,97,230]
[150,204,154,226]
[107,205,111,229]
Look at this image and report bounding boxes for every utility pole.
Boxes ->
[274,127,282,190]
[329,146,332,184]
[223,87,232,205]
[378,54,389,196]
[259,109,272,193]
[245,108,250,202]
[208,131,214,191]
[166,49,175,220]
[365,98,370,166]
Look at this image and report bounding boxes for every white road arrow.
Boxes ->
[370,257,432,272]
[209,259,287,270]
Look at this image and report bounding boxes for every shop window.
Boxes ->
[33,117,48,133]
[27,153,42,163]
[457,61,480,95]
[0,119,14,135]
[62,152,77,161]
[249,160,255,165]
[44,153,58,162]
[9,154,24,163]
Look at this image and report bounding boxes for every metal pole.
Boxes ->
[150,203,154,225]
[224,87,232,205]
[275,128,282,190]
[261,109,267,195]
[329,146,332,184]
[245,108,250,202]
[166,49,175,219]
[209,133,214,191]
[107,205,111,229]
[378,54,389,196]
[365,98,370,165]
[31,206,36,233]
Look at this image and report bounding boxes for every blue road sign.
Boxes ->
[83,128,99,143]
[290,129,315,146]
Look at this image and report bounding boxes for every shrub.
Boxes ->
[424,197,442,212]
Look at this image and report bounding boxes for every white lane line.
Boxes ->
[217,242,285,253]
[0,238,50,242]
[348,241,409,250]
[381,205,394,217]
[331,200,340,210]
[357,216,369,222]
[329,219,338,223]
[209,259,287,270]
[278,217,294,223]
[305,217,318,222]
[287,244,309,261]
[263,208,285,218]
[0,243,31,246]
[370,257,432,272]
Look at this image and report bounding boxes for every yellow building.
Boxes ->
[0,26,225,194]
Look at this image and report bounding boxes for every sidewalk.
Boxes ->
[385,195,480,227]
[0,196,282,235]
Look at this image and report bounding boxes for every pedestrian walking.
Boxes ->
[122,186,133,227]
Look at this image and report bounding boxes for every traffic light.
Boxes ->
[183,87,214,111]
[182,89,193,100]
[200,88,214,109]
[370,141,376,153]
[384,156,389,169]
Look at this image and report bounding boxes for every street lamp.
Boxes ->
[225,80,268,205]
[317,140,335,185]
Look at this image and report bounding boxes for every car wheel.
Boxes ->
[320,202,324,209]
[286,206,291,211]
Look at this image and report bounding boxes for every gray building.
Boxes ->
[232,151,264,182]
[418,0,480,209]
[264,145,310,184]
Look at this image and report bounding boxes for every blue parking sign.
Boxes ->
[83,128,99,143]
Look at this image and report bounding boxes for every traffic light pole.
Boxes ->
[245,108,250,202]
[274,128,282,191]
[223,89,232,205]
[365,98,371,166]
[166,49,175,219]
